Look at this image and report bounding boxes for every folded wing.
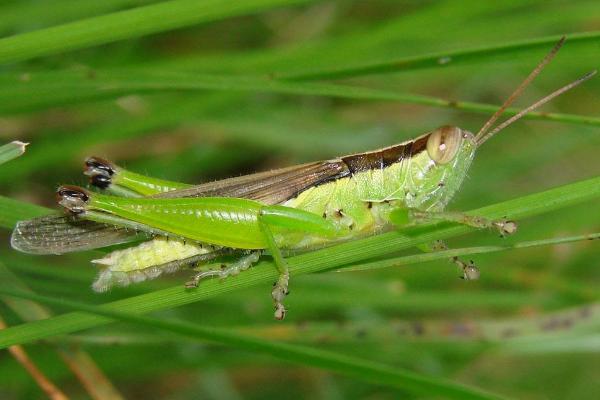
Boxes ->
[11,160,350,254]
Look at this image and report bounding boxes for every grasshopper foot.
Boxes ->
[452,257,480,281]
[492,218,518,237]
[271,271,289,320]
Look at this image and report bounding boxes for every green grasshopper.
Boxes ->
[10,38,595,319]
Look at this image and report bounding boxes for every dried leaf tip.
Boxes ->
[10,141,29,154]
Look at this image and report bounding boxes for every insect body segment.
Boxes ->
[92,237,212,292]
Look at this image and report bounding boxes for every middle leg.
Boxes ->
[418,240,480,281]
[185,251,261,288]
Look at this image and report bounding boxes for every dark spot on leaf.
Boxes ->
[411,322,425,336]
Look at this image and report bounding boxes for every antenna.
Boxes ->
[476,70,596,146]
[475,36,566,142]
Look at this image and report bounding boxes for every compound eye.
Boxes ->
[426,125,462,164]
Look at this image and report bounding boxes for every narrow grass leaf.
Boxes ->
[0,176,597,349]
[0,264,125,400]
[0,288,505,400]
[282,31,600,80]
[342,233,600,272]
[0,0,162,33]
[0,141,28,165]
[0,196,49,229]
[502,334,600,354]
[2,69,598,127]
[0,0,317,65]
[241,303,600,344]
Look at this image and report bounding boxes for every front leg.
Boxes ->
[418,240,480,281]
[393,207,516,281]
[409,210,517,237]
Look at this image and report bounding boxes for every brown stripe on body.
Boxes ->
[341,133,429,174]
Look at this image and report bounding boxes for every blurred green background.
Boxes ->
[0,0,599,399]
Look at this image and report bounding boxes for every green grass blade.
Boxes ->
[0,288,504,400]
[2,70,599,127]
[0,263,125,400]
[342,232,600,272]
[241,302,600,344]
[0,176,598,349]
[282,31,600,80]
[0,196,49,229]
[503,334,600,354]
[0,0,317,65]
[0,0,161,33]
[0,141,27,165]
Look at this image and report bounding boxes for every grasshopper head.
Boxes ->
[402,125,477,211]
[416,38,595,211]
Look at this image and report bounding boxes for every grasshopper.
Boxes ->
[11,38,595,319]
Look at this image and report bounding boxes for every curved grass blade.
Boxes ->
[0,288,505,400]
[0,0,162,33]
[240,302,600,344]
[0,0,318,65]
[0,176,598,349]
[0,316,69,400]
[502,334,600,354]
[282,31,600,80]
[0,263,125,400]
[2,70,599,127]
[342,233,600,272]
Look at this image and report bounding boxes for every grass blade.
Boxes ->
[0,0,161,33]
[0,0,316,65]
[342,233,600,272]
[0,176,597,349]
[282,31,600,80]
[0,287,504,400]
[0,316,69,400]
[2,70,599,127]
[0,141,28,165]
[0,196,49,229]
[0,263,125,400]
